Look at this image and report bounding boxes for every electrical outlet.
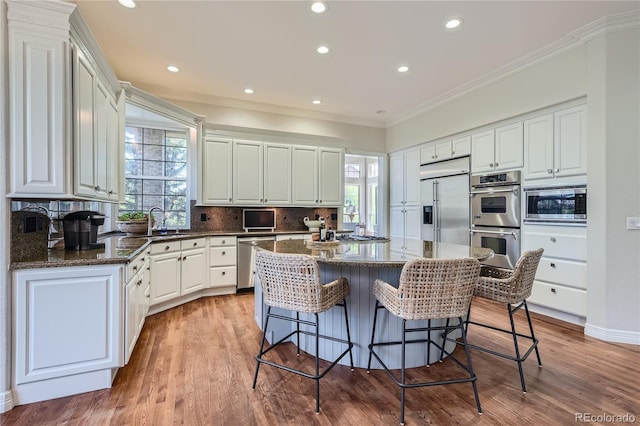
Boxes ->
[200,213,207,222]
[626,217,640,230]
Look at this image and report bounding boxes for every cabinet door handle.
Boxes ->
[547,169,553,174]
[550,237,556,243]
[550,262,556,268]
[551,288,557,294]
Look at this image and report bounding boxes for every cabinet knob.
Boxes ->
[451,151,455,155]
[547,169,553,174]
[228,198,232,202]
[489,163,494,167]
[165,245,170,250]
[221,271,226,276]
[95,185,101,191]
[495,163,498,167]
[319,200,322,203]
[133,266,138,272]
[222,251,226,255]
[137,279,142,286]
[177,256,181,261]
[183,256,187,261]
[264,199,268,202]
[222,240,226,244]
[434,155,438,159]
[550,262,556,268]
[554,168,560,173]
[550,237,556,243]
[431,155,435,159]
[551,288,557,294]
[193,242,197,246]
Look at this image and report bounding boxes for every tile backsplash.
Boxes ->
[189,201,337,233]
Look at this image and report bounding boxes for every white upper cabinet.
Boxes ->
[7,0,75,197]
[263,143,292,205]
[421,136,471,164]
[472,123,523,173]
[292,145,319,206]
[200,137,233,204]
[524,105,587,182]
[8,1,122,201]
[233,139,264,205]
[318,147,344,206]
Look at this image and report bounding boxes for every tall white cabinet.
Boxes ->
[7,0,123,201]
[389,149,421,255]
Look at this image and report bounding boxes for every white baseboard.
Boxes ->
[0,389,14,414]
[585,323,640,345]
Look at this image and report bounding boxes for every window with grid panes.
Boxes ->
[120,126,189,229]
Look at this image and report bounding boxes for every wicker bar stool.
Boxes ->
[465,248,544,393]
[251,250,354,414]
[366,257,482,425]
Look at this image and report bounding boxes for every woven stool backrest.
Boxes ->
[254,250,324,313]
[508,248,544,301]
[397,257,481,320]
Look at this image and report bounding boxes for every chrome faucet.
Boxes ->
[147,206,164,236]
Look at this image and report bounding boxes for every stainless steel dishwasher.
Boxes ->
[237,236,276,290]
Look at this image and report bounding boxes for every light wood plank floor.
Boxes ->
[2,292,639,425]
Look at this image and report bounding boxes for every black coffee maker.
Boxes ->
[63,210,106,250]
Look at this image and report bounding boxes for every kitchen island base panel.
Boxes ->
[255,263,458,370]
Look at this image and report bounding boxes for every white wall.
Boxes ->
[140,95,387,155]
[386,46,587,152]
[585,26,640,340]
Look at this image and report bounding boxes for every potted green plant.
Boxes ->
[116,212,153,235]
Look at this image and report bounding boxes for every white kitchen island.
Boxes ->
[253,239,493,370]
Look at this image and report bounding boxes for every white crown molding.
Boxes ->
[134,83,387,129]
[69,8,120,95]
[120,81,206,128]
[585,323,640,345]
[386,9,640,128]
[6,0,75,35]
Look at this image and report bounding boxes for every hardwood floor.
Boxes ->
[2,293,639,425]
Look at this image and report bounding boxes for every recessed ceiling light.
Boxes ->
[316,45,330,54]
[118,0,136,9]
[397,65,409,73]
[376,110,387,115]
[167,65,180,73]
[445,18,463,29]
[312,99,322,105]
[244,88,255,94]
[311,1,327,14]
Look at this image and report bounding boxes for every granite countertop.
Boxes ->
[9,229,346,270]
[254,239,494,268]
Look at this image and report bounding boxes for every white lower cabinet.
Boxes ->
[522,224,587,318]
[149,238,207,308]
[12,264,123,405]
[390,205,422,256]
[124,249,151,364]
[209,236,237,290]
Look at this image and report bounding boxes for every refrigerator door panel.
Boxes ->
[436,174,470,245]
[420,180,436,241]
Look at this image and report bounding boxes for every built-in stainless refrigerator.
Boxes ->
[420,156,470,245]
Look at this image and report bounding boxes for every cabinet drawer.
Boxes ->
[210,266,236,287]
[126,253,148,282]
[275,234,309,241]
[528,281,586,316]
[208,236,237,247]
[210,246,237,266]
[181,237,207,251]
[150,240,181,255]
[536,258,587,290]
[522,229,586,261]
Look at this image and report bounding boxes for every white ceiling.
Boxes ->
[73,0,639,128]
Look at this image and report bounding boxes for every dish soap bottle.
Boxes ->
[320,222,326,242]
[326,226,334,241]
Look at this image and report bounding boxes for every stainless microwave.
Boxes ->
[524,185,587,225]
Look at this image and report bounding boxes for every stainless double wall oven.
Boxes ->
[470,171,521,269]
